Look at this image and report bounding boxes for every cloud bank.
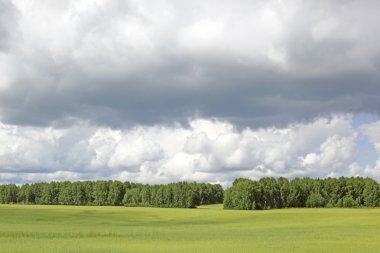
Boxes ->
[1,0,380,184]
[1,0,380,127]
[2,115,375,185]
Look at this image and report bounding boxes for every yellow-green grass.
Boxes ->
[1,204,379,253]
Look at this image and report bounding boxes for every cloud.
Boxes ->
[0,0,380,127]
[0,115,361,185]
[1,1,380,184]
[0,0,18,51]
[357,121,380,178]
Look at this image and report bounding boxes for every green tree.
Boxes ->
[306,193,325,208]
[107,181,125,206]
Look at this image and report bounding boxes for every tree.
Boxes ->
[306,193,325,208]
[58,181,73,205]
[108,181,125,206]
[224,179,260,210]
[93,181,110,206]
[363,179,380,207]
[0,184,18,204]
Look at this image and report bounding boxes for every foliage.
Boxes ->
[122,182,223,208]
[2,176,379,210]
[0,180,223,208]
[306,193,325,208]
[224,177,380,210]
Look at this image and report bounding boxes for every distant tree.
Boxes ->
[338,195,357,208]
[93,181,110,206]
[82,181,94,205]
[71,181,84,205]
[306,193,325,208]
[58,181,72,205]
[17,184,33,204]
[108,181,125,206]
[2,177,379,209]
[123,188,141,206]
[224,179,261,210]
[224,177,380,210]
[0,184,18,204]
[277,177,290,208]
[363,178,380,207]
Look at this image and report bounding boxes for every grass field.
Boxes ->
[0,204,379,253]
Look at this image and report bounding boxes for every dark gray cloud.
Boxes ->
[1,0,380,128]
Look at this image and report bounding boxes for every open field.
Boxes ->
[0,205,380,253]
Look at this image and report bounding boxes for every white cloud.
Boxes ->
[0,115,361,185]
[299,135,357,174]
[357,121,380,179]
[179,19,225,53]
[0,123,62,169]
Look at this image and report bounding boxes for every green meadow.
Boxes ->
[0,204,379,253]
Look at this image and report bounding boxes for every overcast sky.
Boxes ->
[1,0,380,185]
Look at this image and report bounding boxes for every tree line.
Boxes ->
[122,182,223,208]
[1,177,380,209]
[0,181,223,208]
[224,177,380,210]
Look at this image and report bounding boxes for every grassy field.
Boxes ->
[0,204,379,253]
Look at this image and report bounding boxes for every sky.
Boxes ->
[1,0,380,186]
